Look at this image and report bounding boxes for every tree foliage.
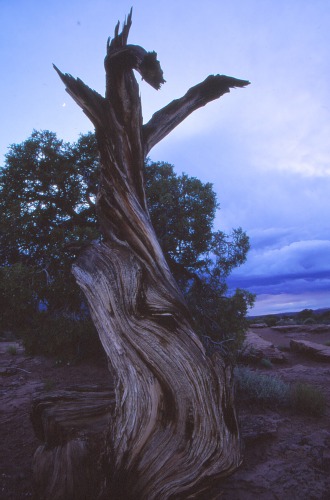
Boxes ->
[145,160,254,353]
[0,130,254,357]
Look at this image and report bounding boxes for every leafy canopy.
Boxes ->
[0,130,99,315]
[0,130,254,356]
[144,160,254,350]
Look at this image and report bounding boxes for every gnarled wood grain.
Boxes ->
[73,241,241,498]
[33,9,249,499]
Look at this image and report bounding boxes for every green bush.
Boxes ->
[235,366,289,407]
[0,263,42,330]
[235,367,327,417]
[290,383,326,417]
[263,315,278,327]
[22,313,103,362]
[6,345,17,355]
[318,310,330,324]
[297,309,315,323]
[260,358,273,369]
[303,317,316,325]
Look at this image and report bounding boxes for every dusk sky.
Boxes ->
[1,0,330,316]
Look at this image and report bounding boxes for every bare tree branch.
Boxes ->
[143,75,250,155]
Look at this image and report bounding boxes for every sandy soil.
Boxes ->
[1,328,330,499]
[220,327,330,499]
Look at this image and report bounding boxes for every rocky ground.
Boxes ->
[1,327,330,499]
[220,326,330,499]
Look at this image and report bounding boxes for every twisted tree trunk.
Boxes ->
[37,9,249,499]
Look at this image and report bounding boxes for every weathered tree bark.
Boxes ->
[34,10,250,499]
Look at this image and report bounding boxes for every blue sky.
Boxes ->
[1,0,330,315]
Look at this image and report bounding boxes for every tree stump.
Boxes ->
[32,9,250,499]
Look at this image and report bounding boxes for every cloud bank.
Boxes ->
[229,235,330,315]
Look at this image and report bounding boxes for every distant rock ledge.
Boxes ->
[271,325,330,334]
[242,330,287,363]
[290,339,330,362]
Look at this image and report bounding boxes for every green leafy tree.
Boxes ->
[318,310,330,324]
[0,263,42,330]
[144,161,217,273]
[262,315,278,327]
[0,130,100,356]
[145,160,254,352]
[0,130,98,317]
[297,308,315,323]
[0,130,254,357]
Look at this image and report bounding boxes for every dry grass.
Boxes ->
[235,366,327,417]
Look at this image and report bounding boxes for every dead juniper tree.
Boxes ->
[34,9,250,500]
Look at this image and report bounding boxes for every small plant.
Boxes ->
[7,345,17,355]
[260,358,273,369]
[263,315,278,327]
[235,367,327,417]
[22,312,103,362]
[235,366,289,407]
[290,383,326,417]
[303,317,316,325]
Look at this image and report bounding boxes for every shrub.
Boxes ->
[263,315,278,327]
[290,383,326,417]
[303,317,316,325]
[318,310,330,324]
[235,367,327,417]
[260,358,273,369]
[297,309,315,323]
[235,366,289,407]
[7,345,17,355]
[22,313,103,362]
[0,264,42,331]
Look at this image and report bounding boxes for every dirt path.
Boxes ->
[1,328,330,499]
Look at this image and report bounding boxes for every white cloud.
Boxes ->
[251,290,330,316]
[230,237,330,316]
[236,239,330,278]
[238,80,330,178]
